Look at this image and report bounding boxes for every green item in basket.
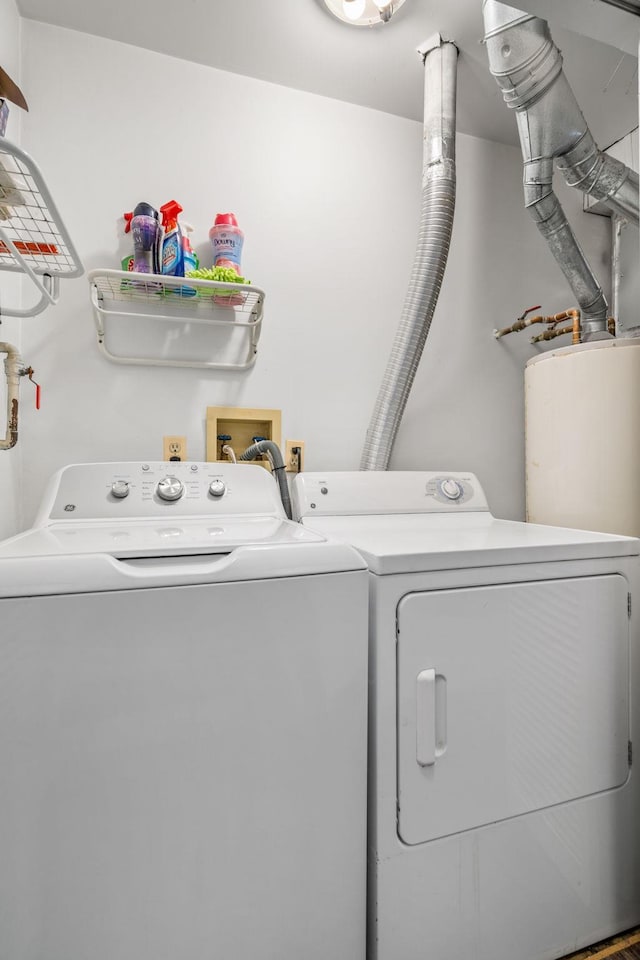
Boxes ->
[186,266,250,285]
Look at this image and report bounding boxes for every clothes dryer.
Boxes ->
[0,461,368,960]
[293,470,640,960]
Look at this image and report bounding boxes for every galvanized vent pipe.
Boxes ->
[361,35,458,470]
[597,0,640,15]
[482,1,639,338]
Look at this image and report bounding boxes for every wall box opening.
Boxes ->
[206,406,282,470]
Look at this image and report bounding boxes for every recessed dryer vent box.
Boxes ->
[206,406,282,470]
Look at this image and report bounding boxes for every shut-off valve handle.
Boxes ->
[24,367,40,410]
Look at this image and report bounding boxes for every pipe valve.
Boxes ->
[24,367,41,410]
[0,342,36,451]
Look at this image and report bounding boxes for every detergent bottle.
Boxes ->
[209,213,244,275]
[175,225,199,297]
[159,200,185,277]
[119,211,134,273]
[182,223,199,275]
[124,202,161,275]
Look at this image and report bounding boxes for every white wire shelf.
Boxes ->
[88,268,265,371]
[0,136,83,317]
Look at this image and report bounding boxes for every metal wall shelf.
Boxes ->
[0,136,83,317]
[89,269,264,370]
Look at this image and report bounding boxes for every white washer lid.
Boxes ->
[300,513,639,575]
[0,516,322,560]
[0,517,367,597]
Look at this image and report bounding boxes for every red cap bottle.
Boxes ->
[209,213,244,274]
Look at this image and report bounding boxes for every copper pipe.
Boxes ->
[608,317,616,337]
[494,310,571,338]
[530,324,574,344]
[494,305,542,338]
[493,315,546,337]
[559,308,581,345]
[496,307,582,345]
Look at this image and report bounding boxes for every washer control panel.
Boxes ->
[156,476,185,502]
[110,480,130,499]
[427,475,475,505]
[43,462,284,522]
[292,471,490,518]
[209,479,227,499]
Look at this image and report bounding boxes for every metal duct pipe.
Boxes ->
[555,132,639,225]
[597,0,640,15]
[483,1,640,337]
[360,36,458,470]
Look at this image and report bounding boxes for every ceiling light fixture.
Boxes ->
[321,0,407,27]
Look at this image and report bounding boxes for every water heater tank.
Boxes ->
[525,339,640,536]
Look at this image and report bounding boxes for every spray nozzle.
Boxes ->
[181,222,195,252]
[160,200,184,230]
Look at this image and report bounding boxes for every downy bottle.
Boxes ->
[209,212,244,275]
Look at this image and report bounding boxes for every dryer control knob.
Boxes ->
[111,480,130,499]
[440,478,463,501]
[209,479,226,498]
[157,477,184,501]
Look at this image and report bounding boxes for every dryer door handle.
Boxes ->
[416,669,447,766]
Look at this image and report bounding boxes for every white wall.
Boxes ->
[15,20,611,524]
[0,0,23,539]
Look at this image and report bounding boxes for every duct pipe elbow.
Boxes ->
[482,1,535,38]
[522,162,608,327]
[556,132,640,225]
[483,3,613,336]
[484,1,638,222]
[483,3,562,112]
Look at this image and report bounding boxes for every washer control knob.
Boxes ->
[156,477,184,502]
[209,479,226,498]
[111,480,130,499]
[440,478,463,501]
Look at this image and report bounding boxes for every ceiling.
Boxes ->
[16,0,640,149]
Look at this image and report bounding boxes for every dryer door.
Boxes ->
[397,575,630,845]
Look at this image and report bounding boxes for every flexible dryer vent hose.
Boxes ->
[360,38,459,471]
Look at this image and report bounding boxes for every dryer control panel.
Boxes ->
[292,471,490,519]
[37,461,286,523]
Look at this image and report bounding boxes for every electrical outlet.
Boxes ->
[285,440,305,473]
[163,435,187,462]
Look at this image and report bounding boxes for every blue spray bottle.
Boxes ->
[159,200,185,277]
[182,223,198,275]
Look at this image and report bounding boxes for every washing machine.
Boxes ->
[0,461,368,960]
[293,470,640,960]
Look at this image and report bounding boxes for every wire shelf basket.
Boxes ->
[0,136,83,317]
[89,269,265,371]
[91,270,262,312]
